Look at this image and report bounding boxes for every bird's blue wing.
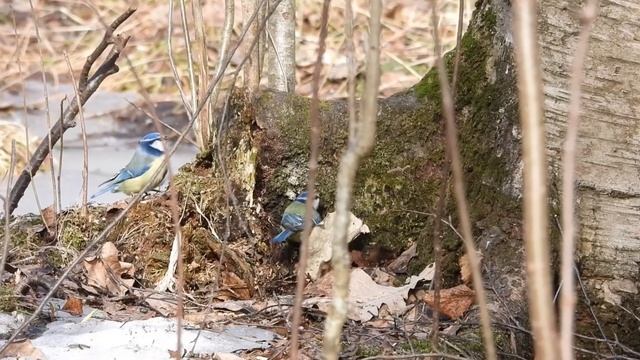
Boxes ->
[312,211,322,225]
[90,149,153,200]
[272,229,294,244]
[282,212,304,232]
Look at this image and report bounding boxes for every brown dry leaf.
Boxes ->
[83,242,135,296]
[0,339,47,360]
[145,293,177,317]
[423,284,475,320]
[387,242,417,274]
[184,312,230,325]
[218,272,251,300]
[367,318,393,328]
[62,296,83,316]
[41,205,57,230]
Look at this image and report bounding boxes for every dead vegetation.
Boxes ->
[1,0,472,99]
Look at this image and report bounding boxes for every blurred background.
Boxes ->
[0,0,472,213]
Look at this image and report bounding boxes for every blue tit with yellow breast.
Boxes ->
[91,132,167,199]
[272,191,322,244]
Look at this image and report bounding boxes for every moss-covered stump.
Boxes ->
[252,0,523,285]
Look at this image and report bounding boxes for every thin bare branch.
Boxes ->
[29,0,59,214]
[289,0,331,357]
[63,53,89,217]
[430,0,496,359]
[1,142,17,283]
[512,0,558,358]
[191,0,213,148]
[208,0,235,144]
[167,0,194,117]
[178,0,198,143]
[451,0,465,93]
[7,9,135,216]
[11,8,47,227]
[322,0,381,358]
[559,2,599,359]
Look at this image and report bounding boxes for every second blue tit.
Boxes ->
[272,191,322,244]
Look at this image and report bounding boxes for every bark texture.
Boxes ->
[540,0,640,350]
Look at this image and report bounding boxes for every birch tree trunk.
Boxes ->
[540,0,640,350]
[267,0,296,92]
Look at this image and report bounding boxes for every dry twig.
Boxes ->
[1,142,17,283]
[512,0,557,358]
[7,8,136,216]
[559,2,599,359]
[430,0,496,359]
[289,0,331,357]
[63,53,89,217]
[322,0,381,358]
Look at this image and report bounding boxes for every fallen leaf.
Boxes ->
[423,284,475,320]
[387,242,417,274]
[62,296,83,316]
[184,312,230,325]
[145,293,177,317]
[305,264,434,321]
[41,205,57,230]
[306,212,370,280]
[83,242,135,296]
[0,339,47,360]
[218,272,251,300]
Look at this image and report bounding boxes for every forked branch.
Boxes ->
[6,8,136,215]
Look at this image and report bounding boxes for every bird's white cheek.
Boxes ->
[150,140,164,152]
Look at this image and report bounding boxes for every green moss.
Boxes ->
[355,345,382,357]
[399,339,433,353]
[413,69,441,100]
[58,208,108,250]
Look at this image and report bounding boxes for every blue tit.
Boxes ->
[91,132,167,199]
[272,191,322,244]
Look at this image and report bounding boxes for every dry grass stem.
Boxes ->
[63,53,89,217]
[167,0,194,116]
[29,0,60,215]
[1,142,17,283]
[289,0,331,357]
[512,0,558,358]
[430,0,496,359]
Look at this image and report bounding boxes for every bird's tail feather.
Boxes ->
[272,229,294,244]
[90,182,116,201]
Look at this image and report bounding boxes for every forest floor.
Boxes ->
[1,0,472,99]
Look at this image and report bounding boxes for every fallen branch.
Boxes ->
[6,8,136,216]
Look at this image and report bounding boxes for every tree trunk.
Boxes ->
[540,0,640,352]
